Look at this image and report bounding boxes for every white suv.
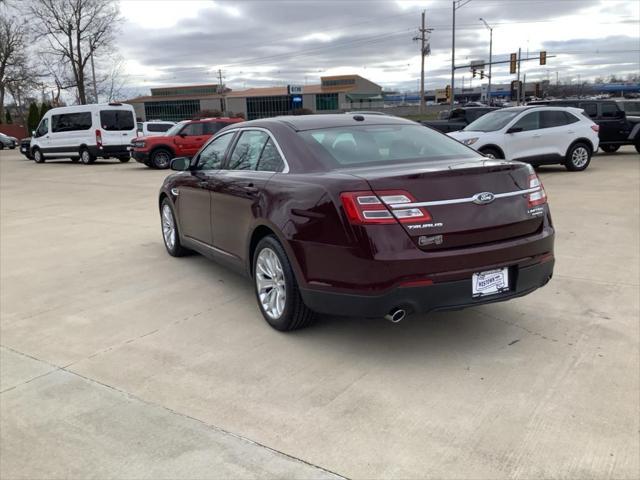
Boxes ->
[448,106,600,171]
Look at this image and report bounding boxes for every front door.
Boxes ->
[598,102,630,143]
[212,130,286,260]
[176,132,236,245]
[173,122,207,158]
[504,111,544,160]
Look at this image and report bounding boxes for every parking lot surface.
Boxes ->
[1,148,639,479]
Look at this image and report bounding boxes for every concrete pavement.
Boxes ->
[1,147,638,479]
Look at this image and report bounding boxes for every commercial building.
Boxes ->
[125,75,383,121]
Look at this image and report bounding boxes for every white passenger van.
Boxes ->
[30,103,137,164]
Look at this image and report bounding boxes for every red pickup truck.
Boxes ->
[130,117,244,168]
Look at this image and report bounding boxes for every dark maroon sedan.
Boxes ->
[159,114,554,331]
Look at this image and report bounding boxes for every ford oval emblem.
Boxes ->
[473,192,495,205]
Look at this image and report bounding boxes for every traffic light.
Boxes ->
[445,85,451,100]
[540,50,547,65]
[510,53,517,74]
[480,70,485,79]
[472,68,477,78]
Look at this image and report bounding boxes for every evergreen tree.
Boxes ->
[5,110,12,124]
[40,102,51,120]
[27,103,40,133]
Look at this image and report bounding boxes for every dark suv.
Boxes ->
[528,99,640,153]
[422,107,500,133]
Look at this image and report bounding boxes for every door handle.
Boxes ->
[567,130,575,134]
[244,183,259,195]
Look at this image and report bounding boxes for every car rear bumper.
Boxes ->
[299,258,554,318]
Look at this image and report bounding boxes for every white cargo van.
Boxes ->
[30,103,137,164]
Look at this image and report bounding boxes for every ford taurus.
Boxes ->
[159,114,555,331]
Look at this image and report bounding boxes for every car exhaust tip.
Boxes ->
[385,308,406,323]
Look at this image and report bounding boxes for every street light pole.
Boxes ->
[450,0,471,111]
[479,18,493,105]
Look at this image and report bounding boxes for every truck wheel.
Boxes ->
[118,156,131,163]
[80,148,96,165]
[600,145,620,153]
[151,148,172,169]
[565,143,592,171]
[33,149,45,163]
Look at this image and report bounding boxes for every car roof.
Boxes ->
[241,114,415,132]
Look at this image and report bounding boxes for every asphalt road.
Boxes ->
[1,147,638,479]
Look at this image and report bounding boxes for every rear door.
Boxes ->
[99,108,136,146]
[539,110,577,156]
[177,132,236,245]
[212,129,285,259]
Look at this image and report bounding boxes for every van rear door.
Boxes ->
[98,108,136,146]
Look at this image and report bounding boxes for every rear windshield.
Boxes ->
[100,110,135,131]
[298,124,480,168]
[464,110,520,132]
[146,123,173,132]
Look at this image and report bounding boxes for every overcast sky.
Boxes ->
[117,0,640,94]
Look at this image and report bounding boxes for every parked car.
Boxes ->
[136,120,175,137]
[30,103,136,164]
[0,132,17,149]
[448,106,600,171]
[19,137,32,159]
[528,99,640,153]
[423,107,501,133]
[131,117,244,169]
[159,114,554,331]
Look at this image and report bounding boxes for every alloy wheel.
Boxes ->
[154,151,171,168]
[161,204,176,250]
[256,247,286,320]
[81,150,91,164]
[571,146,589,168]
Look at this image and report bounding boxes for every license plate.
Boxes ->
[472,268,510,297]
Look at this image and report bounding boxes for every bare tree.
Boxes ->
[0,14,28,122]
[29,0,121,104]
[96,55,128,102]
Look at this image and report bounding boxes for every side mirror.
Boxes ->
[506,127,523,134]
[171,157,191,171]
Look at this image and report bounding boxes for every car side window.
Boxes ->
[256,138,285,172]
[512,112,540,131]
[180,123,204,136]
[197,133,234,170]
[36,118,49,137]
[580,103,597,118]
[563,112,580,124]
[601,103,620,118]
[540,111,569,129]
[227,130,269,171]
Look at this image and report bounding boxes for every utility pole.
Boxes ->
[90,41,98,103]
[516,47,522,105]
[413,10,431,114]
[217,69,226,115]
[450,0,472,111]
[479,18,493,105]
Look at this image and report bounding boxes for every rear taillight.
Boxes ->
[527,174,547,207]
[340,190,431,225]
[95,129,103,148]
[591,124,599,132]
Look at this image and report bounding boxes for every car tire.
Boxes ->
[565,142,592,171]
[253,235,315,331]
[479,147,502,159]
[80,148,95,165]
[151,148,172,169]
[0,143,4,150]
[10,146,16,149]
[600,145,620,153]
[33,148,45,163]
[160,199,189,257]
[118,156,131,163]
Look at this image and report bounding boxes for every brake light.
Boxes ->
[340,190,431,225]
[591,125,599,132]
[95,129,103,149]
[527,174,547,207]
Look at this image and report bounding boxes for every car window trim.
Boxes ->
[216,127,290,173]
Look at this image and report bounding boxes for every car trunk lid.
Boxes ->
[344,159,544,250]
